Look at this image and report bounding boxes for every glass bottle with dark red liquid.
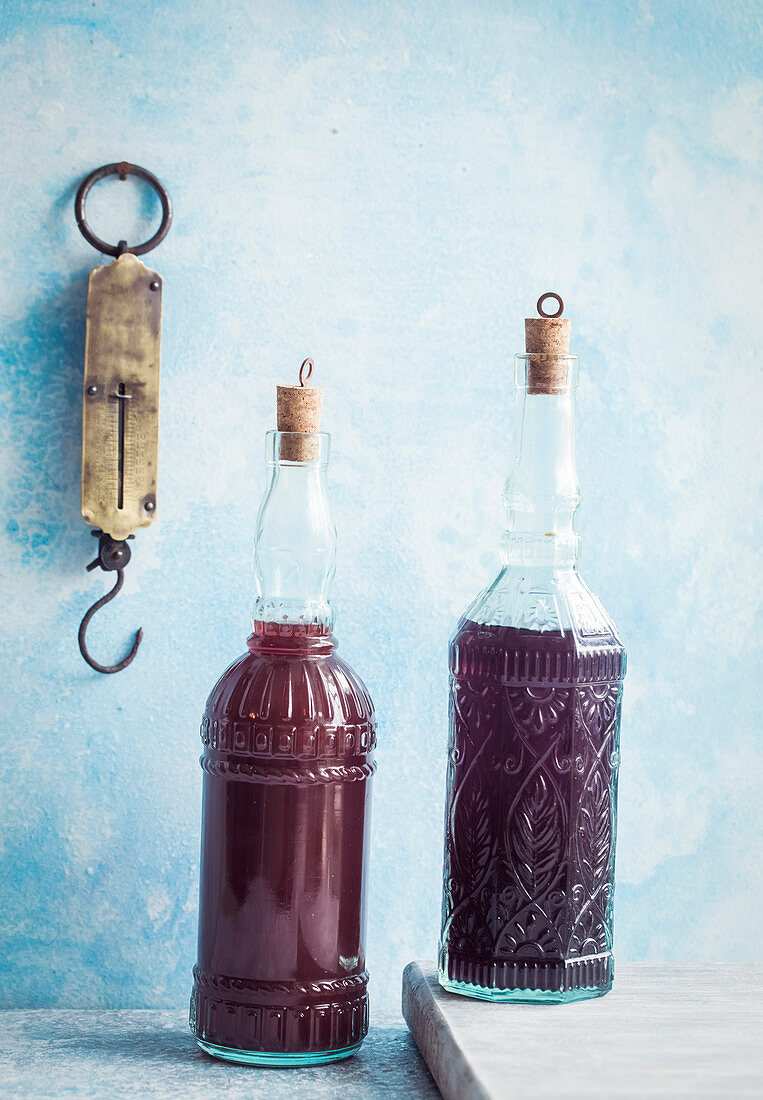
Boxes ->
[439,297,626,1003]
[191,391,375,1065]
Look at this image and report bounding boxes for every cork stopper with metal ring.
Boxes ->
[276,358,323,461]
[525,292,571,395]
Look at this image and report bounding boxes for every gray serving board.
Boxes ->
[402,961,763,1099]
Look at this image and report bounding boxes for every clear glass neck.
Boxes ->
[501,354,580,572]
[253,431,336,633]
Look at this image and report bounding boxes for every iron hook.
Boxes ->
[78,532,143,674]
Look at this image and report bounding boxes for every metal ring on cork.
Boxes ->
[299,358,314,386]
[536,292,564,319]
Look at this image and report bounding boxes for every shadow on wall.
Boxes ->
[3,180,90,571]
[2,270,87,568]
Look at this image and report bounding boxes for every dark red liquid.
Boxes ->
[191,623,375,1058]
[440,619,624,996]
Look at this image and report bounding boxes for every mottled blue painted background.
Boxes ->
[1,1,761,1013]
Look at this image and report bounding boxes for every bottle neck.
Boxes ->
[253,431,336,633]
[502,355,580,571]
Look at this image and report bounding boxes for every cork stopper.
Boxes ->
[276,358,323,461]
[525,292,571,394]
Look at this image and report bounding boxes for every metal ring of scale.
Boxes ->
[74,161,173,256]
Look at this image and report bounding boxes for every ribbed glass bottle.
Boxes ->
[439,320,626,1003]
[191,431,375,1064]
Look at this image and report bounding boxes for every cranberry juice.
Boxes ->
[439,619,624,1000]
[191,623,375,1062]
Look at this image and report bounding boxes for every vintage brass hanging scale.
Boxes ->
[74,162,172,673]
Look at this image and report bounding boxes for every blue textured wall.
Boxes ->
[1,1,761,1012]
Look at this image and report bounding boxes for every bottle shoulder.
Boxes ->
[454,570,625,684]
[463,568,624,644]
[204,643,375,729]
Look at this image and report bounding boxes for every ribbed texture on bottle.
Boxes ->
[450,627,625,686]
[205,650,375,730]
[190,980,368,1055]
[501,642,626,685]
[441,952,613,994]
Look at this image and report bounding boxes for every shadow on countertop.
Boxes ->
[1,1009,441,1099]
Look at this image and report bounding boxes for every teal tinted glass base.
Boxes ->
[438,970,612,1005]
[196,1038,363,1067]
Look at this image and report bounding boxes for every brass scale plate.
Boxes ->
[81,253,161,543]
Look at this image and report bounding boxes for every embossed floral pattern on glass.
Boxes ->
[439,349,626,1003]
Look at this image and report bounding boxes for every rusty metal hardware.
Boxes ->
[78,532,143,674]
[80,253,161,542]
[74,161,173,257]
[298,357,314,386]
[537,292,564,319]
[74,162,172,673]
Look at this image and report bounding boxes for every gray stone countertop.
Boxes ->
[403,962,763,1099]
[1,1008,441,1099]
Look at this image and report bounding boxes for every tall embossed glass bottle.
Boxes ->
[191,364,375,1064]
[439,296,626,1003]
